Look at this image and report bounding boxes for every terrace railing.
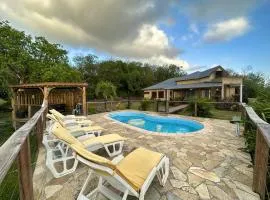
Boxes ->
[242,103,270,199]
[0,101,48,200]
[87,99,241,116]
[87,99,159,113]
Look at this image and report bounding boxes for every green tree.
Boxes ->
[0,21,33,84]
[243,72,266,100]
[0,21,81,98]
[95,81,117,100]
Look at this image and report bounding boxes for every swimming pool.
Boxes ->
[109,111,204,134]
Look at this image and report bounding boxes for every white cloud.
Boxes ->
[181,34,193,41]
[0,0,188,67]
[182,0,258,22]
[139,55,189,69]
[189,23,199,34]
[203,17,250,42]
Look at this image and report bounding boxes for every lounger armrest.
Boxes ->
[139,167,157,198]
[69,130,87,137]
[77,134,95,141]
[111,154,124,164]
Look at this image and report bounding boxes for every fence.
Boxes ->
[87,99,241,119]
[88,99,160,113]
[0,101,48,200]
[242,103,270,199]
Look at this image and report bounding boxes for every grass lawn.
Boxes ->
[177,107,241,121]
[211,108,241,120]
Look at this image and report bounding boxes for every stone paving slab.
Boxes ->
[33,112,260,200]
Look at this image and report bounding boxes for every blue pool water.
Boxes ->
[109,111,204,134]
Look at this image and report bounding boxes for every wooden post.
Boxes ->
[156,100,159,112]
[104,100,107,112]
[36,117,43,148]
[82,87,87,116]
[127,97,131,109]
[43,87,49,102]
[165,90,169,113]
[11,88,17,129]
[17,136,33,200]
[194,102,198,117]
[221,84,225,100]
[28,105,32,119]
[253,124,270,199]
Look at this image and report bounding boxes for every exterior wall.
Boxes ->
[144,91,151,99]
[222,77,242,85]
[225,87,236,99]
[143,90,166,100]
[173,90,185,99]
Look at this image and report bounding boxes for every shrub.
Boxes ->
[243,120,257,161]
[187,97,213,117]
[251,94,270,123]
[214,99,239,111]
[88,107,96,114]
[140,99,151,111]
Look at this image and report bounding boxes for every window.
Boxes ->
[152,91,157,98]
[215,70,223,78]
[158,91,164,98]
[144,92,149,95]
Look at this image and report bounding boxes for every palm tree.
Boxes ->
[95,81,117,101]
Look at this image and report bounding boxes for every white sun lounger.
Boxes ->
[71,144,169,200]
[46,113,103,136]
[49,109,93,127]
[44,123,127,178]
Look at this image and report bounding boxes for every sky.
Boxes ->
[0,0,270,75]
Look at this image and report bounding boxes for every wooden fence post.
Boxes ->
[253,124,270,199]
[127,98,131,109]
[28,105,32,119]
[17,136,33,200]
[165,100,169,113]
[194,102,198,117]
[36,117,43,148]
[104,101,107,112]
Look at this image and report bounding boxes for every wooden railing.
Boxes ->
[88,99,159,113]
[0,101,48,200]
[242,103,270,199]
[87,99,240,116]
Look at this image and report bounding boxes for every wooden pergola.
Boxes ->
[10,82,88,128]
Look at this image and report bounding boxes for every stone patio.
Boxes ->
[33,112,260,200]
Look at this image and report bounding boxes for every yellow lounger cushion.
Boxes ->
[52,123,125,148]
[50,109,65,119]
[116,147,164,192]
[47,113,58,122]
[71,143,116,169]
[83,134,126,146]
[71,125,103,133]
[52,124,83,147]
[70,142,163,192]
[50,109,89,121]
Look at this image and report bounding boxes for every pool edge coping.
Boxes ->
[103,110,215,137]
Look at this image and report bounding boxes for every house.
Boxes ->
[143,66,243,102]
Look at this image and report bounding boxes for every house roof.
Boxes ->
[143,66,225,90]
[176,66,226,81]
